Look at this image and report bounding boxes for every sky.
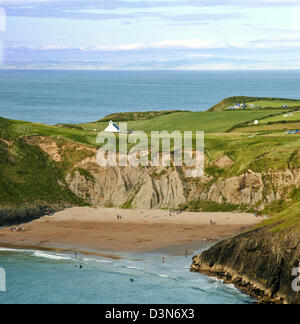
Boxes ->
[0,0,300,70]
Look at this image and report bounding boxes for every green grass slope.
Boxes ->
[79,110,285,134]
[0,138,84,208]
[98,110,185,122]
[0,117,97,147]
[209,96,300,111]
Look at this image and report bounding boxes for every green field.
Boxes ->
[259,110,300,124]
[78,110,286,135]
[232,122,300,134]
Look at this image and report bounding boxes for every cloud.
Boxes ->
[1,5,247,23]
[11,34,300,53]
[12,39,227,52]
[232,34,300,49]
[4,36,300,70]
[0,0,299,21]
[1,0,300,9]
[167,12,247,23]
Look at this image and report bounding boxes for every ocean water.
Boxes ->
[0,247,254,304]
[0,70,300,125]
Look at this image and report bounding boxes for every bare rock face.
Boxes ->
[28,136,300,211]
[213,155,235,169]
[66,156,187,209]
[203,171,264,208]
[25,136,62,162]
[64,154,300,209]
[200,169,300,210]
[132,171,186,209]
[192,226,300,304]
[65,158,300,210]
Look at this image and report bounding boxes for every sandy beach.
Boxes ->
[0,207,265,255]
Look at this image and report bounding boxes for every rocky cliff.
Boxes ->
[191,225,300,304]
[24,135,300,211]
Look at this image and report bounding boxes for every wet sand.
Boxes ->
[0,207,265,255]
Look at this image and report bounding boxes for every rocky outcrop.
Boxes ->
[25,136,62,162]
[192,226,300,304]
[213,155,235,169]
[0,205,67,226]
[199,169,300,211]
[66,161,186,209]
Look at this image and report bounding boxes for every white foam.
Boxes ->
[0,247,28,253]
[210,277,224,284]
[33,251,72,261]
[225,283,237,290]
[83,258,112,264]
[126,266,142,271]
[158,274,177,280]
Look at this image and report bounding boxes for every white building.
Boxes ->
[104,121,120,133]
[254,120,259,125]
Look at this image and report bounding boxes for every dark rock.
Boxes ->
[191,226,300,304]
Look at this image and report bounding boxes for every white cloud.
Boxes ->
[292,7,300,31]
[0,7,6,31]
[5,35,300,70]
[14,39,225,53]
[77,39,227,52]
[231,34,300,49]
[1,0,300,7]
[8,35,300,52]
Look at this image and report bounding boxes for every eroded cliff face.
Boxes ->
[29,135,300,211]
[66,160,187,209]
[65,157,300,210]
[200,169,300,211]
[191,226,300,304]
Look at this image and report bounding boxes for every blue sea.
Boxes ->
[0,247,254,304]
[0,70,300,125]
[0,69,299,304]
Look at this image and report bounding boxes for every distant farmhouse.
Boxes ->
[229,103,247,110]
[104,121,133,134]
[104,121,120,133]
